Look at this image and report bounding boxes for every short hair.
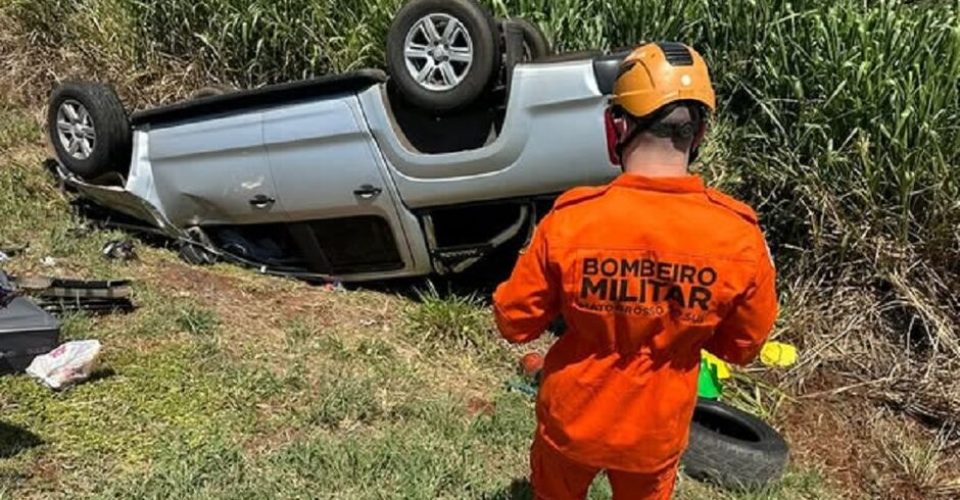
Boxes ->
[639,102,706,152]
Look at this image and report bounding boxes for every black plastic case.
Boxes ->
[0,297,61,374]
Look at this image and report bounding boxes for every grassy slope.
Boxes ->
[0,109,838,499]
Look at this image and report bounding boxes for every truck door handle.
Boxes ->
[249,194,276,208]
[353,184,382,199]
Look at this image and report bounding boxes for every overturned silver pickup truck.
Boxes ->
[47,0,626,282]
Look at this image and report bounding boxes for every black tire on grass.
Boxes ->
[681,398,790,491]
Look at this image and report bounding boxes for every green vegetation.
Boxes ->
[2,0,959,497]
[406,282,500,355]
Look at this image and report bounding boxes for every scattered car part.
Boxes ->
[101,239,137,261]
[46,81,131,180]
[0,296,61,374]
[681,398,790,490]
[0,272,18,309]
[16,277,135,315]
[0,245,25,263]
[177,242,217,266]
[177,227,218,266]
[387,0,500,111]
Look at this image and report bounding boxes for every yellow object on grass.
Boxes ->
[701,341,798,378]
[760,341,798,368]
[700,351,731,379]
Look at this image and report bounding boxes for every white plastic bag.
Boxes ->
[26,340,102,390]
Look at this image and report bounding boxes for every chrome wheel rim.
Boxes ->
[403,13,474,91]
[56,100,96,160]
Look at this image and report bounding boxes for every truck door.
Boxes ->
[263,96,411,276]
[147,112,284,227]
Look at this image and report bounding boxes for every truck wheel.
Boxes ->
[47,82,131,180]
[507,18,550,61]
[387,0,500,112]
[681,398,789,491]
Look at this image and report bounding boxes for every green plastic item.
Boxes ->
[697,358,723,399]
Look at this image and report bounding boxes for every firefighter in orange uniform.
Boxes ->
[492,42,779,499]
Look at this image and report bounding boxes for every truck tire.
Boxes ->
[387,0,500,112]
[681,398,789,491]
[507,18,550,61]
[47,81,131,180]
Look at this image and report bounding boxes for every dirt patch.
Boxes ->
[780,384,955,500]
[467,396,496,417]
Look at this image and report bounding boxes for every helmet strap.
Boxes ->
[613,103,708,166]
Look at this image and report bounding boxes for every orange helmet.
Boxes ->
[605,42,715,165]
[612,42,716,118]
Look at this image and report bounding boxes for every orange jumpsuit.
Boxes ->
[493,174,778,499]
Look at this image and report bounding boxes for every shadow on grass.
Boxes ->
[0,421,42,458]
[486,477,533,500]
[85,366,117,384]
[353,243,522,303]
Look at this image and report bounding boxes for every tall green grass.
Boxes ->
[8,0,960,349]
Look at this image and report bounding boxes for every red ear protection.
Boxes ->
[604,108,627,166]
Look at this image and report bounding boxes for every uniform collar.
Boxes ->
[611,173,705,193]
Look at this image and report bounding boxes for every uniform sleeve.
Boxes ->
[704,234,779,365]
[492,214,561,344]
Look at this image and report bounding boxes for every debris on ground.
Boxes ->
[507,352,544,397]
[519,352,543,378]
[0,244,26,262]
[41,257,57,267]
[15,276,136,315]
[701,351,732,380]
[101,239,138,261]
[66,223,96,239]
[0,295,61,375]
[760,341,798,368]
[26,340,102,390]
[0,272,17,308]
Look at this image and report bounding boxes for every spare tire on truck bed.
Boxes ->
[681,398,790,491]
[47,82,131,181]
